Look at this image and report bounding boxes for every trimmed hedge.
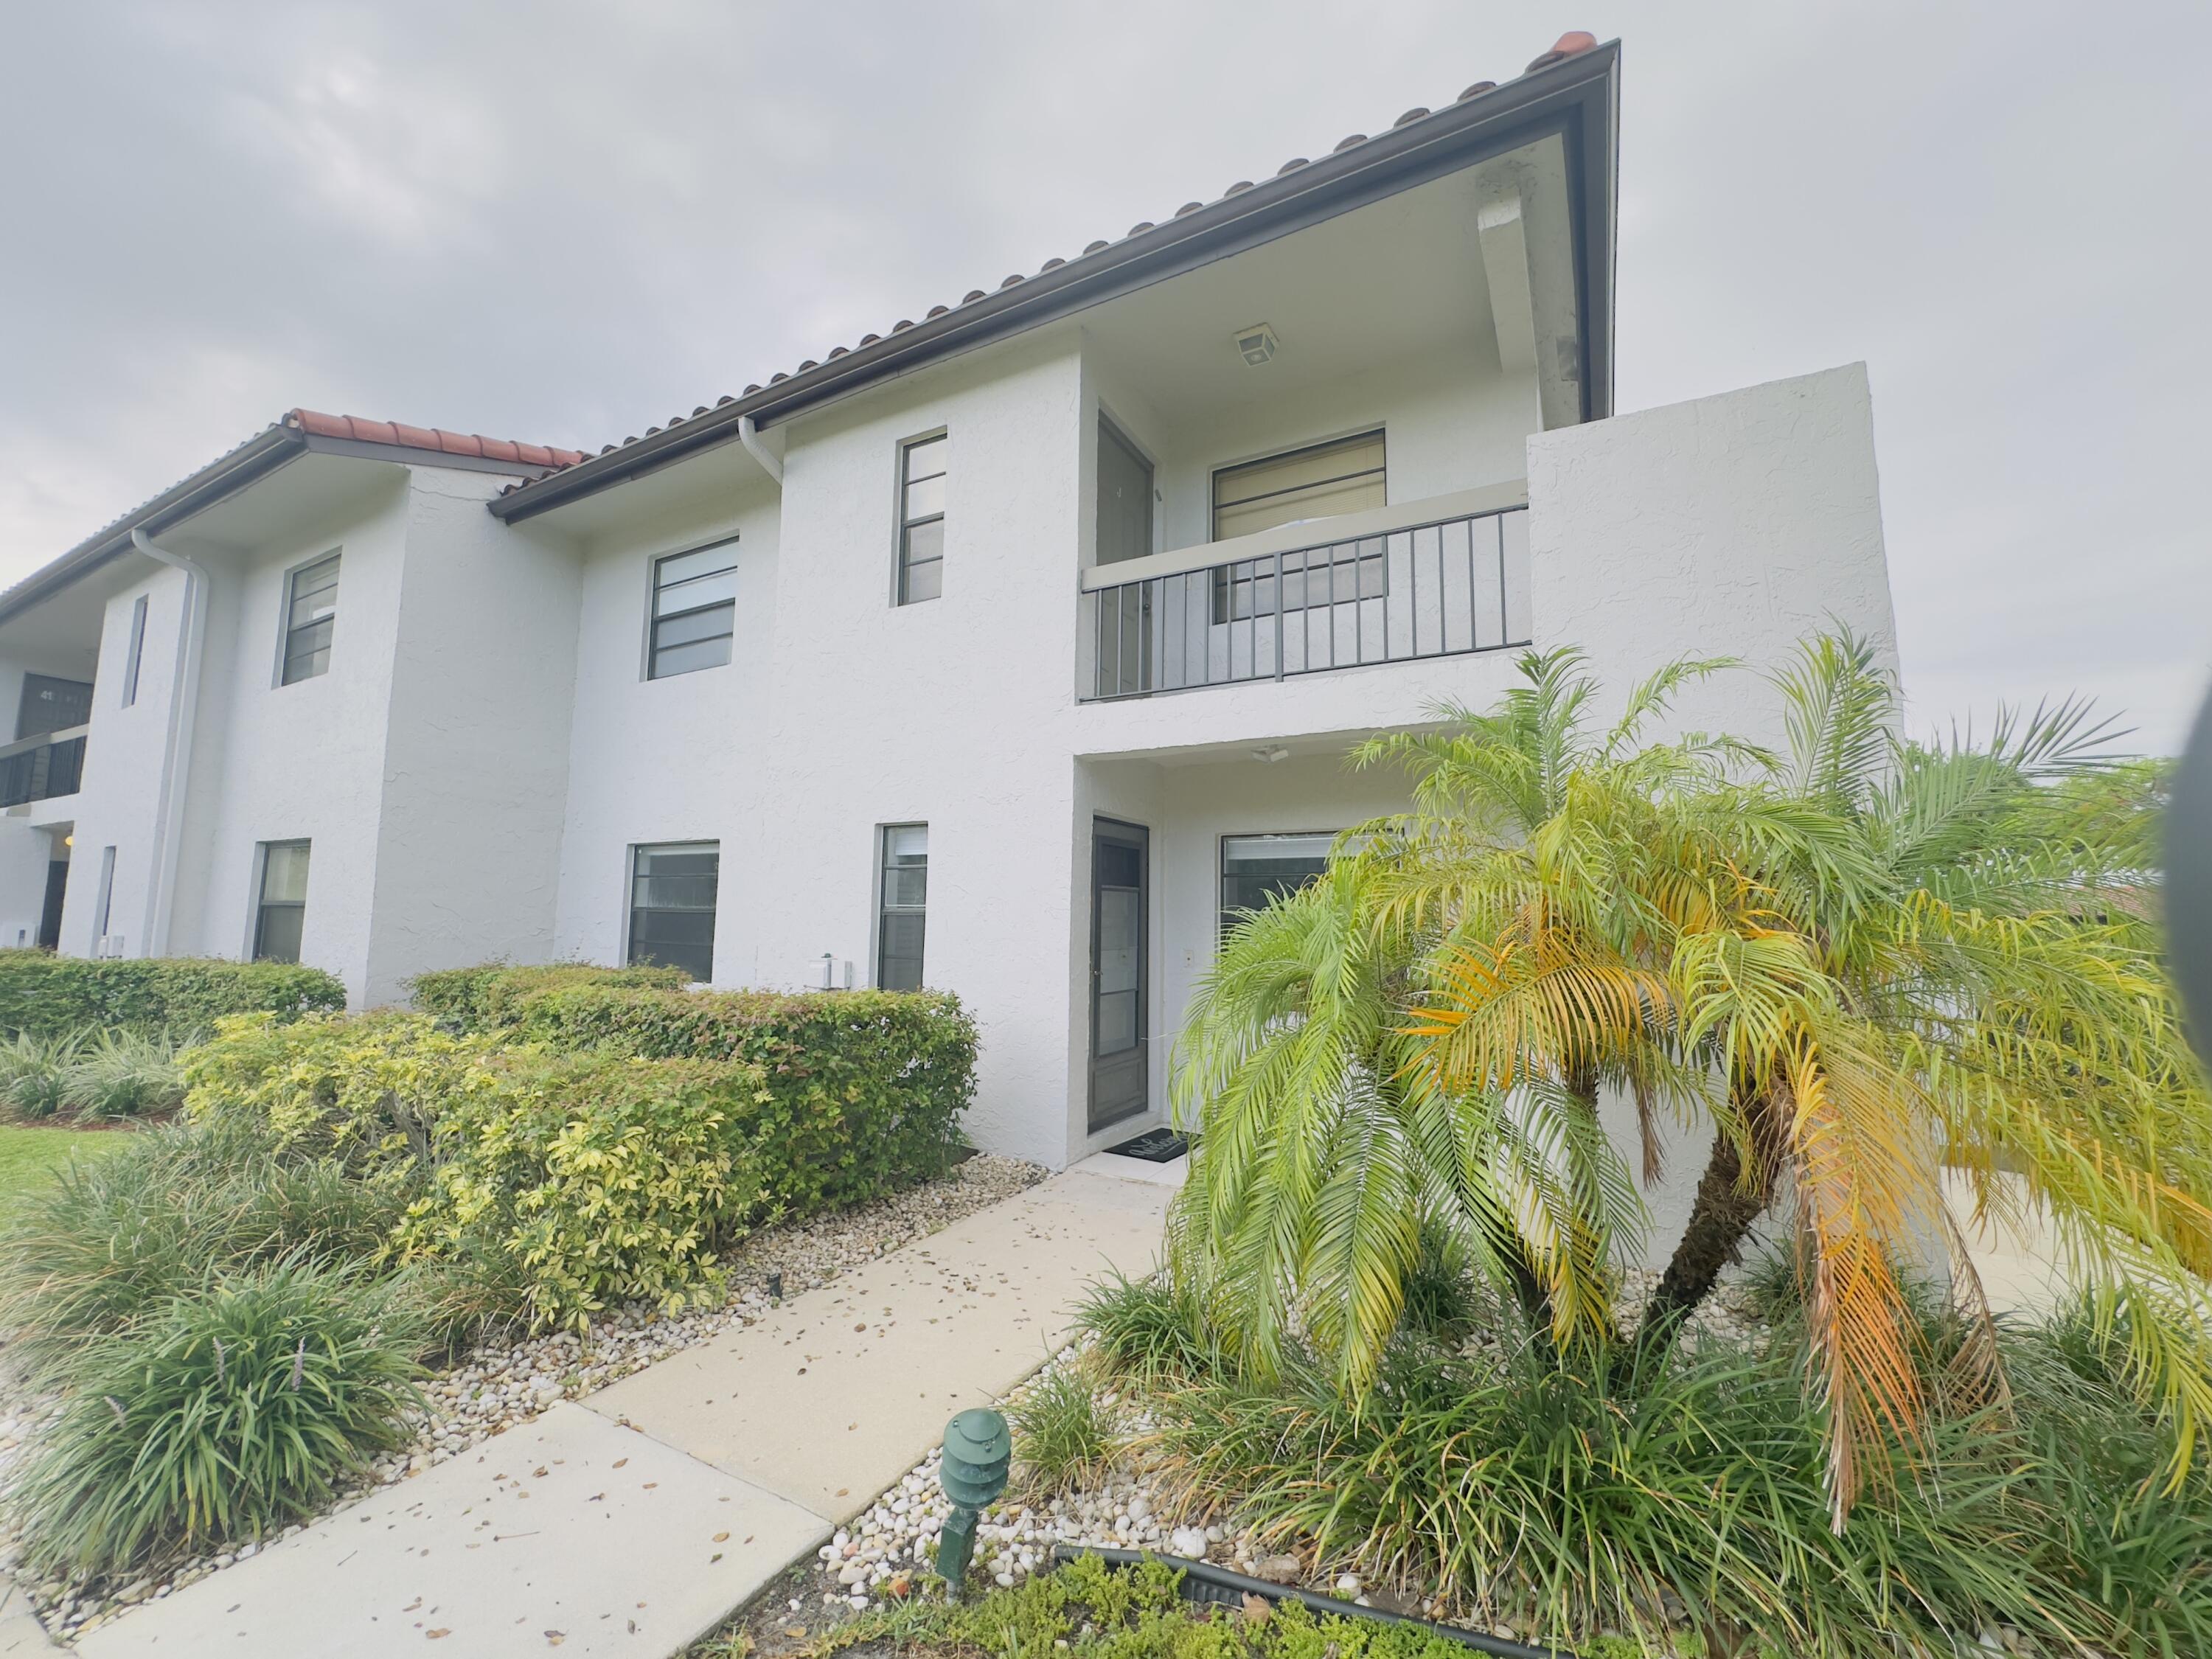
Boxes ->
[0,950,346,1041]
[407,961,688,1030]
[490,981,978,1217]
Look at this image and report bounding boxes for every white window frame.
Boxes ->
[893,430,948,605]
[274,549,342,687]
[121,594,149,707]
[642,535,740,681]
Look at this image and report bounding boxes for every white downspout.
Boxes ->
[737,414,783,485]
[131,527,209,958]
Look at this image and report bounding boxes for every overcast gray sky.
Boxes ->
[3,2,2205,746]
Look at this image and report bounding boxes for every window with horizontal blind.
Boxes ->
[1211,430,1385,542]
[279,552,341,685]
[648,539,738,679]
[627,841,719,982]
[1220,832,1335,937]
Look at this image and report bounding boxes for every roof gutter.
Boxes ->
[129,527,210,959]
[489,41,1619,525]
[736,414,782,485]
[0,425,303,628]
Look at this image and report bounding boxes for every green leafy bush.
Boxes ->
[0,1119,411,1370]
[0,950,345,1042]
[392,1052,767,1332]
[183,1012,506,1178]
[406,961,687,1030]
[493,982,976,1215]
[9,1253,425,1579]
[60,1029,186,1119]
[0,1030,79,1119]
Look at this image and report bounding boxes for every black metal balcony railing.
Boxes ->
[1084,504,1531,700]
[0,728,87,807]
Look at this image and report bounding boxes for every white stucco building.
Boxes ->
[0,35,1899,1174]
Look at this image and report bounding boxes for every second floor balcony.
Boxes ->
[0,726,88,808]
[1080,487,1530,701]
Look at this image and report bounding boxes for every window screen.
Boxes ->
[877,824,928,989]
[254,840,311,963]
[627,842,720,982]
[1220,832,1335,936]
[280,553,341,684]
[1211,431,1385,541]
[897,436,947,604]
[649,540,738,679]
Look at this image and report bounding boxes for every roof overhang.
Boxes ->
[0,419,569,628]
[490,39,1619,525]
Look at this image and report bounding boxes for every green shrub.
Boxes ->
[0,1029,80,1119]
[392,1051,768,1332]
[60,1029,186,1119]
[406,960,688,1030]
[0,1119,412,1370]
[495,982,975,1215]
[9,1253,425,1579]
[0,950,345,1042]
[183,1011,506,1178]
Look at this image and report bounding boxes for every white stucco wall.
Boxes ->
[1526,362,1900,743]
[161,476,414,1000]
[52,565,189,959]
[361,470,582,1004]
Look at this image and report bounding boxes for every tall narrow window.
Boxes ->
[122,594,149,707]
[93,846,117,942]
[648,540,738,679]
[1220,832,1336,937]
[1211,430,1385,541]
[897,435,947,604]
[1096,417,1154,566]
[280,552,341,684]
[254,840,311,963]
[627,842,719,982]
[876,824,928,989]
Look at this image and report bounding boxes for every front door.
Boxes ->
[1088,818,1149,1133]
[37,859,67,950]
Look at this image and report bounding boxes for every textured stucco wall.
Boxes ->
[161,476,413,1001]
[361,470,582,1004]
[49,564,189,959]
[1527,362,1899,744]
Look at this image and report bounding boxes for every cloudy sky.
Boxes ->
[3,1,2206,746]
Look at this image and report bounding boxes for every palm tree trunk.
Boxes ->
[1627,1127,1770,1375]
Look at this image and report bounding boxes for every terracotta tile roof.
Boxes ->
[497,29,1602,503]
[286,408,588,469]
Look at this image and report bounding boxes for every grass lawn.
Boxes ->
[0,1124,130,1224]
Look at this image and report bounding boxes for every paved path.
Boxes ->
[76,1164,1172,1659]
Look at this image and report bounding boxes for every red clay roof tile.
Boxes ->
[285,409,585,468]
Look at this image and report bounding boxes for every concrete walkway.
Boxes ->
[76,1166,1172,1658]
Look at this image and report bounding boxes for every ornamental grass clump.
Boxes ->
[9,1253,426,1581]
[58,1029,186,1119]
[1078,1273,2212,1658]
[0,1029,79,1119]
[0,1118,410,1375]
[1008,1362,1121,1496]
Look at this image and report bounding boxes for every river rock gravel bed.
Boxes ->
[3,1152,1044,1644]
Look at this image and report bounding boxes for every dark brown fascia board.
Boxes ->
[0,428,566,627]
[490,41,1621,525]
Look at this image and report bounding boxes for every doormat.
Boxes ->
[1105,1127,1192,1164]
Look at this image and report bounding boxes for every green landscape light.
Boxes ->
[933,1407,1012,1596]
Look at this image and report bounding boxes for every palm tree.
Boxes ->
[1169,635,2212,1521]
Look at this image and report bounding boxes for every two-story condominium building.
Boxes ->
[0,35,1898,1177]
